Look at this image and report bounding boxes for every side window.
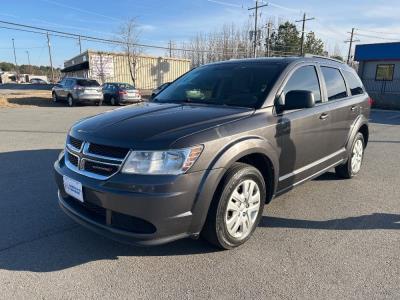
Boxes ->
[343,71,364,96]
[283,65,322,104]
[321,67,348,101]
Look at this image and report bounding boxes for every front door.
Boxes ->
[275,65,332,192]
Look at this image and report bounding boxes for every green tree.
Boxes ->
[303,31,324,56]
[271,22,301,55]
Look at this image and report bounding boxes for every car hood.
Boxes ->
[70,102,253,149]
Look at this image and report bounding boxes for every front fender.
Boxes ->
[187,136,279,234]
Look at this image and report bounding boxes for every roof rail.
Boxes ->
[303,54,345,64]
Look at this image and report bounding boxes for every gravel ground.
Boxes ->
[0,106,399,299]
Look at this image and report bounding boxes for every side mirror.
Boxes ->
[282,90,315,111]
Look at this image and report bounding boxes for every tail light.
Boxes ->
[368,97,374,106]
[73,85,84,91]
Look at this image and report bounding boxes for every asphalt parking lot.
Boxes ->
[0,105,399,299]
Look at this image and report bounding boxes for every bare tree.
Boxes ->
[118,18,142,85]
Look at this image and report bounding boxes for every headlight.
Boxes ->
[121,145,203,175]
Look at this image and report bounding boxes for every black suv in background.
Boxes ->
[54,56,370,249]
[52,78,103,107]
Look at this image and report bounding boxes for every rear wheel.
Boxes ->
[201,162,266,249]
[52,92,58,103]
[335,132,365,178]
[67,95,75,107]
[110,97,118,106]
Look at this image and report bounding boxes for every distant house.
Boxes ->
[355,42,400,109]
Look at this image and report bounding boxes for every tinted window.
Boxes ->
[283,65,321,103]
[321,67,347,101]
[154,63,285,108]
[77,79,100,87]
[343,71,364,96]
[117,83,135,89]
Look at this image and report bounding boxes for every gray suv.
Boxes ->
[54,56,370,249]
[52,77,103,107]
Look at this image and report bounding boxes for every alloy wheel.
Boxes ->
[351,139,363,174]
[225,179,261,239]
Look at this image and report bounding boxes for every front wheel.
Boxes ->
[201,162,266,249]
[335,132,365,178]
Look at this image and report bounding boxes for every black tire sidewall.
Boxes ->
[215,166,266,249]
[67,95,74,107]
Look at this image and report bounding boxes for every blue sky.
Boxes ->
[0,0,399,68]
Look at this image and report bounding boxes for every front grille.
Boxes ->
[88,143,129,159]
[65,138,129,179]
[68,136,83,150]
[112,212,156,234]
[84,160,119,177]
[66,152,79,167]
[64,196,106,224]
[64,196,156,234]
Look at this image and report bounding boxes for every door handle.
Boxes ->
[319,113,329,120]
[350,105,357,111]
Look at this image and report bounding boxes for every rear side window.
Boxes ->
[283,65,322,103]
[321,67,347,101]
[343,71,364,96]
[77,79,100,87]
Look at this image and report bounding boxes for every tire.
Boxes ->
[201,162,266,249]
[67,95,75,107]
[335,132,365,179]
[52,92,58,103]
[110,97,118,106]
[97,99,103,106]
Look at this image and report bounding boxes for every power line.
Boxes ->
[353,32,400,41]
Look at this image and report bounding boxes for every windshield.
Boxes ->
[77,79,100,87]
[154,63,285,108]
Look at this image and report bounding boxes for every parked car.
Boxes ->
[29,78,48,84]
[54,56,370,249]
[102,82,141,105]
[52,77,103,107]
[151,82,170,99]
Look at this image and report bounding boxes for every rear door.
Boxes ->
[318,66,362,154]
[275,64,332,191]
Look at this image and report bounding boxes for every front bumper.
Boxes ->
[54,157,222,245]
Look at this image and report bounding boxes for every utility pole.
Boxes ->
[265,21,272,57]
[248,0,268,58]
[168,40,172,57]
[296,13,315,56]
[345,28,360,65]
[46,32,54,82]
[78,35,82,53]
[12,38,18,74]
[26,50,31,74]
